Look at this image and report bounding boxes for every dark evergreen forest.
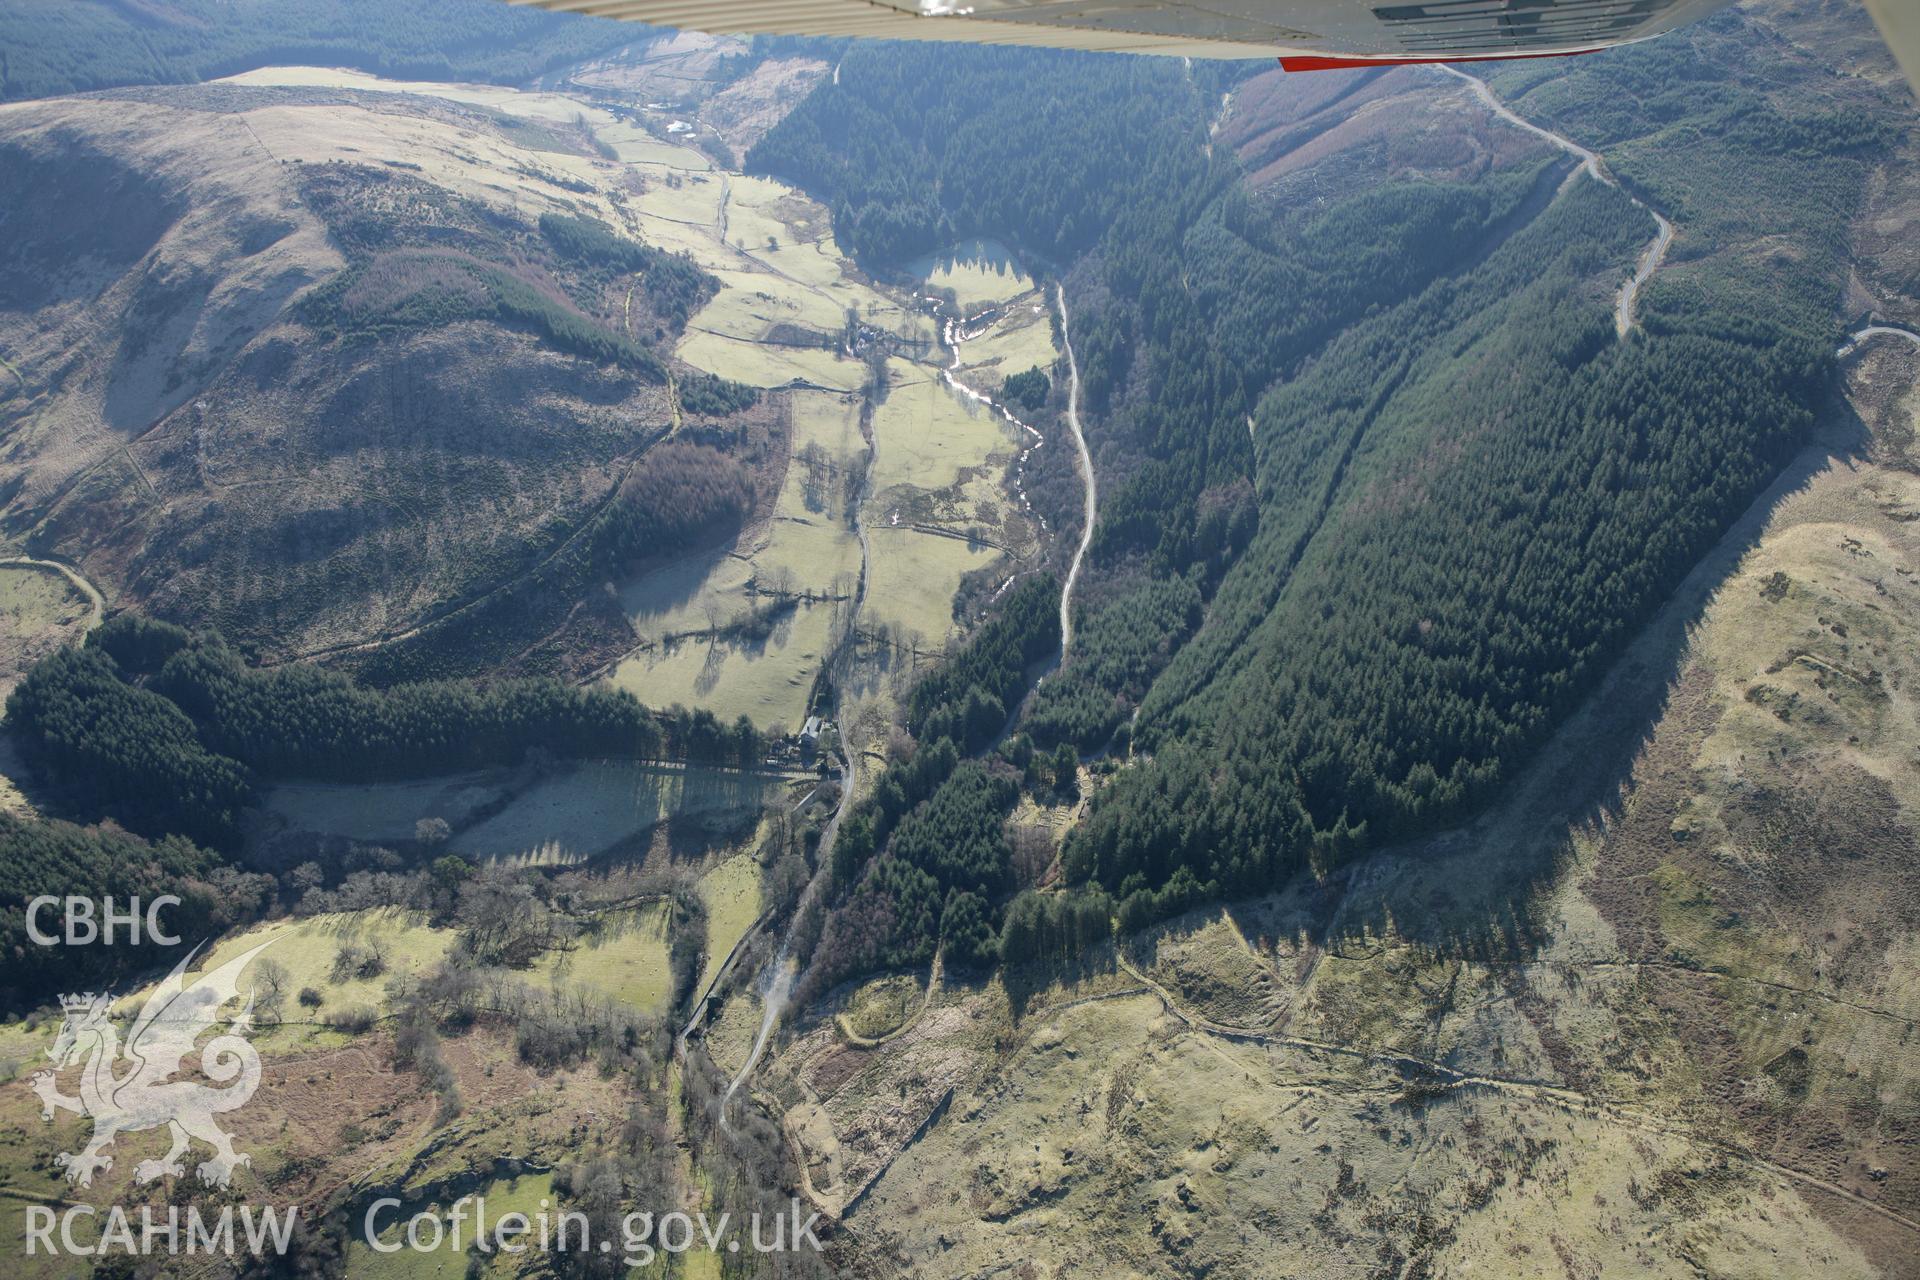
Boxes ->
[6,617,767,851]
[0,814,272,1011]
[750,33,1880,958]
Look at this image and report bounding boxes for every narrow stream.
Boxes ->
[717,282,1100,1113]
[717,583,861,1120]
[927,284,1094,649]
[933,299,1053,604]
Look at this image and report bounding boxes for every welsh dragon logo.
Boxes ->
[32,940,274,1189]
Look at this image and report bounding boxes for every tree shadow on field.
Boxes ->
[1000,944,1124,1024]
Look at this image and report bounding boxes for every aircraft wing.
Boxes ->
[1865,0,1918,94]
[511,0,1743,68]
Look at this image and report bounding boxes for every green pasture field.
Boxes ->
[677,329,863,389]
[631,169,727,226]
[619,543,756,644]
[868,360,1015,494]
[103,908,461,1054]
[347,1170,556,1280]
[862,528,998,651]
[527,904,673,1013]
[611,389,865,730]
[952,294,1057,398]
[593,120,710,169]
[788,387,864,457]
[627,210,736,270]
[686,266,848,342]
[610,603,838,731]
[695,852,763,995]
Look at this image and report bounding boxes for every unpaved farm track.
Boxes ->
[1109,954,1920,1238]
[1437,67,1673,338]
[1054,282,1095,659]
[1841,324,1920,355]
[0,556,106,631]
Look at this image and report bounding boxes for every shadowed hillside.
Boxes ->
[0,83,769,677]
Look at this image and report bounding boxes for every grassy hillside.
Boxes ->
[0,79,768,677]
[0,0,641,104]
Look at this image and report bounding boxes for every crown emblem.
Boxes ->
[38,941,275,1190]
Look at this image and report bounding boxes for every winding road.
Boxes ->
[1108,953,1920,1237]
[713,615,868,1120]
[1436,67,1674,338]
[1054,282,1096,659]
[715,477,870,1116]
[713,345,888,1116]
[0,556,106,632]
[929,285,1095,657]
[1840,324,1920,356]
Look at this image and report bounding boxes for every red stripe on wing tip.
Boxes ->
[1279,49,1601,72]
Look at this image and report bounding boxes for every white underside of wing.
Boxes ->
[1863,0,1919,96]
[513,0,1739,62]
